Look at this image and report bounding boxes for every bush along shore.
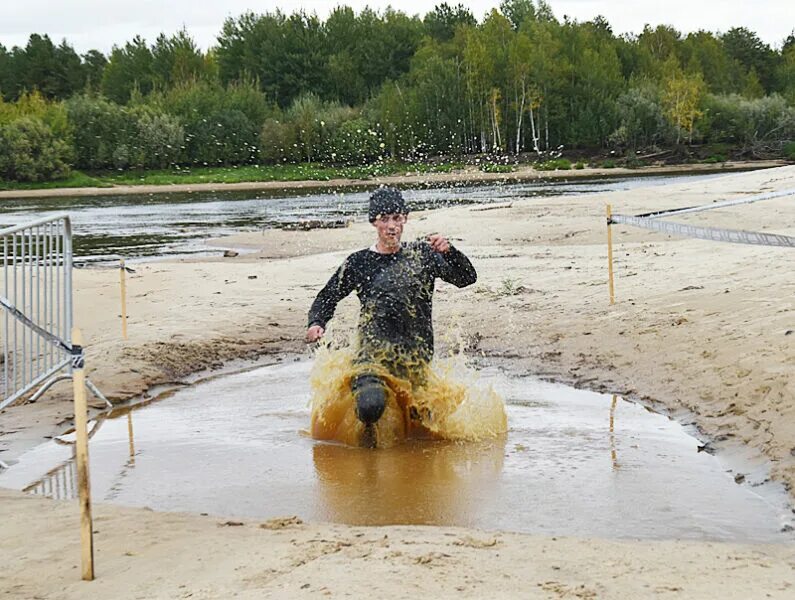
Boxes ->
[2,3,795,187]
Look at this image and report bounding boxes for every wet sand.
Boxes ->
[2,487,794,599]
[2,164,795,597]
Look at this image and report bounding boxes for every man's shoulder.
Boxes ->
[341,247,370,260]
[340,248,375,268]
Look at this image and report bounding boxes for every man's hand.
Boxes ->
[306,325,325,343]
[427,233,450,253]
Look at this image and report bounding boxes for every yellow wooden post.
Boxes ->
[606,205,615,305]
[120,259,128,339]
[71,327,95,581]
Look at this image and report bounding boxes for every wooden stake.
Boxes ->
[71,327,95,581]
[120,259,128,339]
[606,204,615,305]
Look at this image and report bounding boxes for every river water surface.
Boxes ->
[0,173,728,260]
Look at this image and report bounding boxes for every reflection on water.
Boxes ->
[312,439,505,526]
[23,458,78,500]
[0,173,727,260]
[1,360,792,542]
[610,394,619,471]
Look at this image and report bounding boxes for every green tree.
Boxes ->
[721,27,777,92]
[499,0,536,30]
[662,63,706,143]
[774,40,795,103]
[423,3,476,42]
[151,30,209,89]
[680,31,734,94]
[102,36,155,103]
[216,11,328,107]
[559,19,623,147]
[82,50,108,91]
[0,45,16,100]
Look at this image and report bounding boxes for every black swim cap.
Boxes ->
[368,187,408,222]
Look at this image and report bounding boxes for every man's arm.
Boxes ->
[427,234,477,288]
[306,259,357,341]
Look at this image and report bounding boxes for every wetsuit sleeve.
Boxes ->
[307,257,358,328]
[433,245,477,288]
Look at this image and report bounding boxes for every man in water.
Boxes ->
[306,187,477,447]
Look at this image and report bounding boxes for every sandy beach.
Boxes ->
[2,164,795,597]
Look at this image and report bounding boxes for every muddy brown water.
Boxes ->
[0,360,792,542]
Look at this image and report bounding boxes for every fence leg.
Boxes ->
[71,327,95,581]
[606,204,615,305]
[120,259,128,340]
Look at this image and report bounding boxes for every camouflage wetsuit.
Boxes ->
[308,240,477,423]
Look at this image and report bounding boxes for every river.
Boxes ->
[0,172,730,261]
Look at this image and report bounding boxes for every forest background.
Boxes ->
[1,0,794,187]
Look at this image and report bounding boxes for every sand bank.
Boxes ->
[2,488,794,599]
[2,164,795,597]
[0,160,785,200]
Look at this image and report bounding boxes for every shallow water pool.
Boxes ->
[0,360,791,542]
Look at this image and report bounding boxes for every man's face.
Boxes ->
[373,213,407,249]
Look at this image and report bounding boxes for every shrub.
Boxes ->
[67,95,185,170]
[329,118,383,164]
[260,118,300,163]
[699,94,795,156]
[0,117,71,181]
[130,108,184,169]
[783,141,795,160]
[610,85,673,150]
[66,95,136,169]
[184,109,259,165]
[574,161,585,169]
[535,158,572,171]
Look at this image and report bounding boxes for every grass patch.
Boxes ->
[534,158,572,171]
[0,171,111,191]
[0,161,466,191]
[480,163,516,173]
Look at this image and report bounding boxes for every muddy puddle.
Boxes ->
[0,360,792,542]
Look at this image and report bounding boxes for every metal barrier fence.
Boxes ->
[1,214,72,409]
[1,214,103,579]
[0,214,108,411]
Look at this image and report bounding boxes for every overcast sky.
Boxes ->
[1,1,793,54]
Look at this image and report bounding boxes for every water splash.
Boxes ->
[309,344,507,447]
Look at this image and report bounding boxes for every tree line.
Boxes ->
[1,0,794,182]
